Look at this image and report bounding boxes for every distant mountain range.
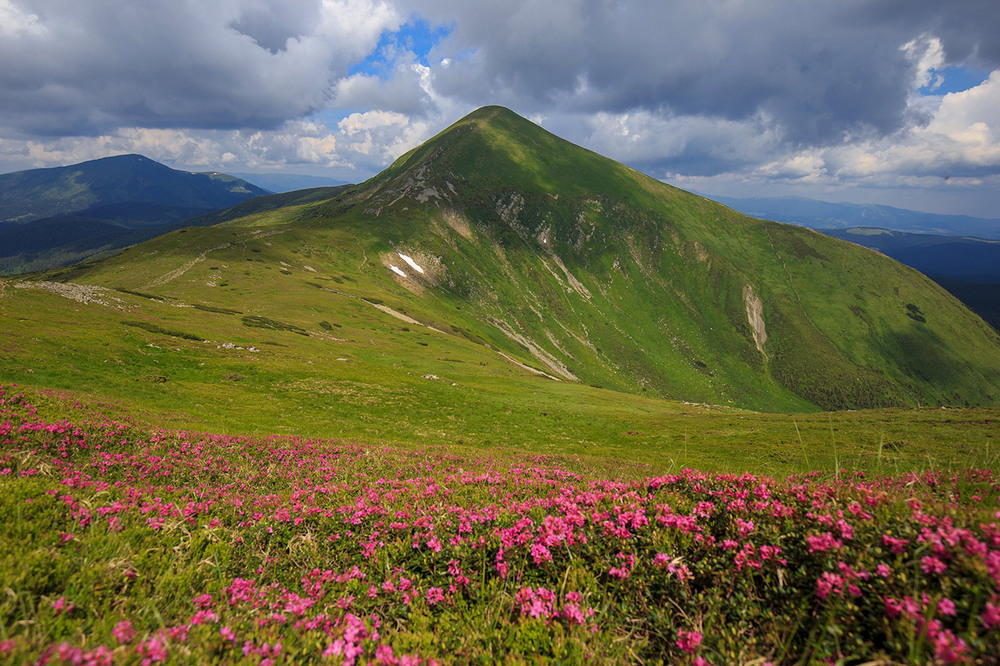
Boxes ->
[0,155,269,274]
[819,227,1000,331]
[710,194,1000,239]
[229,172,349,194]
[822,227,1000,283]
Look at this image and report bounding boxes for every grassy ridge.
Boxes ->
[2,275,998,478]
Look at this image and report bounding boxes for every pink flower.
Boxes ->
[515,587,555,619]
[562,602,586,625]
[113,620,135,645]
[609,551,635,580]
[220,626,236,642]
[982,602,1000,629]
[375,644,396,662]
[816,572,843,601]
[136,635,169,664]
[668,562,693,582]
[938,598,956,616]
[807,532,844,553]
[920,555,947,575]
[190,609,219,625]
[882,534,908,554]
[193,593,214,609]
[426,587,446,606]
[531,543,553,566]
[676,629,703,654]
[52,596,74,616]
[932,628,968,664]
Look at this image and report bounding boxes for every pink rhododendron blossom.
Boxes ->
[531,543,553,566]
[676,630,703,654]
[426,587,446,606]
[112,621,135,645]
[136,635,169,664]
[982,602,1000,629]
[52,596,73,616]
[938,598,956,616]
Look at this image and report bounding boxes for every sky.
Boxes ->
[1,0,998,218]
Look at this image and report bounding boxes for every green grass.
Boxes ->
[1,280,996,478]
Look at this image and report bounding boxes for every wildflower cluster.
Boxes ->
[1,384,999,663]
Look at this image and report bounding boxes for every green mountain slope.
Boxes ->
[3,106,1000,439]
[308,106,1000,410]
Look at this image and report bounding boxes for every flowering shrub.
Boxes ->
[1,384,999,663]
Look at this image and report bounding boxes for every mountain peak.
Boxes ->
[302,105,1000,411]
[352,105,667,221]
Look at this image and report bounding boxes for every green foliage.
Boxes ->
[241,315,307,334]
[114,287,169,301]
[120,319,202,341]
[192,303,242,315]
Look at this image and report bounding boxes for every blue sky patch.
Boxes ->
[920,66,991,96]
[349,19,453,79]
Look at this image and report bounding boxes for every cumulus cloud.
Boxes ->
[404,0,1000,146]
[666,71,1000,216]
[0,0,401,136]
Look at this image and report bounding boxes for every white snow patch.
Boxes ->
[397,253,424,274]
[389,265,407,277]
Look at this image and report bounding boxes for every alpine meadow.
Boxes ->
[3,106,1000,664]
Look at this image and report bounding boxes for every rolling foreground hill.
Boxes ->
[2,106,1000,447]
[0,154,270,275]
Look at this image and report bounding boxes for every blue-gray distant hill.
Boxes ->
[0,155,270,275]
[709,195,1000,239]
[229,172,349,194]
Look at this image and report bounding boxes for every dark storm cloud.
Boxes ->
[407,0,999,147]
[2,0,995,147]
[858,0,1000,65]
[0,0,399,136]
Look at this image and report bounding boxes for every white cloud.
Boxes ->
[0,0,44,37]
[902,35,945,91]
[819,71,1000,181]
[0,0,403,136]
